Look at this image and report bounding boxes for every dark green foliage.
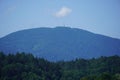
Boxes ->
[0,52,61,80]
[0,52,120,80]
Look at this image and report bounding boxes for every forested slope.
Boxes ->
[0,52,120,80]
[0,27,120,61]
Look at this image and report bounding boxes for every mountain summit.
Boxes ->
[0,27,120,61]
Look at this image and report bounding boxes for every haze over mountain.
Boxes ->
[0,27,120,61]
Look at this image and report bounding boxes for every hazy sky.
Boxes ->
[0,0,120,38]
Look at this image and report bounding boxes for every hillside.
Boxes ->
[0,52,120,80]
[0,27,120,61]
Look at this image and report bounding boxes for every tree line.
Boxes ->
[0,52,120,80]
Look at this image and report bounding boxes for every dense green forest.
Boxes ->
[0,52,120,80]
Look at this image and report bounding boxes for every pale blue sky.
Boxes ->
[0,0,120,38]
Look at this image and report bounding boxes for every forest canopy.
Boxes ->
[0,52,120,80]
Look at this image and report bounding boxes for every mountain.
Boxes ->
[0,27,120,61]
